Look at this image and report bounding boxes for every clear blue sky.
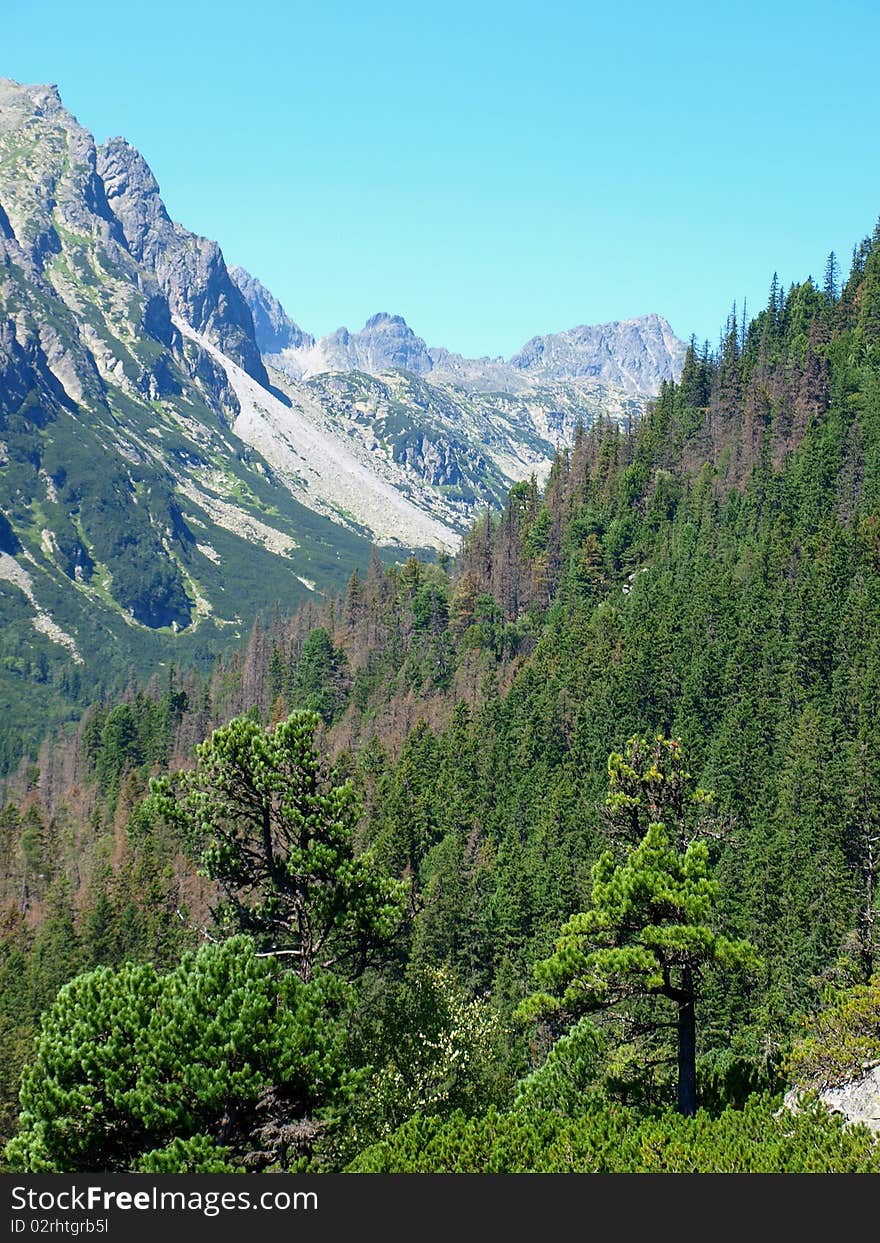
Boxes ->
[4,0,879,356]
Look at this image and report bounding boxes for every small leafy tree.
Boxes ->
[151,711,407,981]
[343,966,507,1153]
[520,738,760,1116]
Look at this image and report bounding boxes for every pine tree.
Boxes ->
[5,937,351,1172]
[520,740,759,1115]
[151,712,407,981]
[823,251,840,303]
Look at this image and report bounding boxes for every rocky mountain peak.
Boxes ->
[228,266,313,355]
[0,78,63,130]
[344,312,433,374]
[364,312,407,329]
[0,77,128,275]
[248,299,435,380]
[95,138,267,386]
[99,136,160,192]
[97,137,169,260]
[509,313,686,393]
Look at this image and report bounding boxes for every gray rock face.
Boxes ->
[388,430,476,489]
[509,313,687,394]
[356,312,434,374]
[228,265,313,354]
[426,346,523,393]
[820,1064,880,1132]
[97,137,268,386]
[0,80,128,280]
[784,1064,880,1133]
[0,79,242,422]
[267,301,684,397]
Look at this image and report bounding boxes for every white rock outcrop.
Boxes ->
[785,1064,880,1133]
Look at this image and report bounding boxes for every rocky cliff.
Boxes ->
[97,137,268,386]
[227,265,313,355]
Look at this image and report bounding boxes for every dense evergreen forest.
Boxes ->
[1,224,879,1171]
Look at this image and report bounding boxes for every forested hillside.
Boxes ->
[1,222,879,1170]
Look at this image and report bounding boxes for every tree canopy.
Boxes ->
[5,937,351,1173]
[151,711,407,981]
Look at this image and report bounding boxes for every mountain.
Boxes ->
[236,282,685,396]
[508,312,686,392]
[227,265,313,355]
[0,77,683,768]
[226,278,681,528]
[0,79,413,765]
[276,311,432,379]
[262,366,644,530]
[96,138,269,386]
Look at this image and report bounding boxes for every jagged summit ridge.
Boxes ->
[0,79,63,130]
[270,309,435,379]
[228,265,313,355]
[97,137,268,385]
[509,312,686,392]
[230,267,685,395]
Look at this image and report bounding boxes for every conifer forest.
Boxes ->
[2,220,880,1174]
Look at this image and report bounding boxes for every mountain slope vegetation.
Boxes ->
[0,78,681,773]
[1,216,878,1169]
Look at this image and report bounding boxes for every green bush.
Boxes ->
[6,937,351,1172]
[350,1095,880,1173]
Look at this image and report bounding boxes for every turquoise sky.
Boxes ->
[4,0,879,356]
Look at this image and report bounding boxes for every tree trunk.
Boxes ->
[677,971,697,1117]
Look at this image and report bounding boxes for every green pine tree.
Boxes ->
[151,711,407,981]
[5,937,351,1172]
[520,740,760,1115]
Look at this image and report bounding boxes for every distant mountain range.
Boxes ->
[0,76,685,763]
[230,266,685,396]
